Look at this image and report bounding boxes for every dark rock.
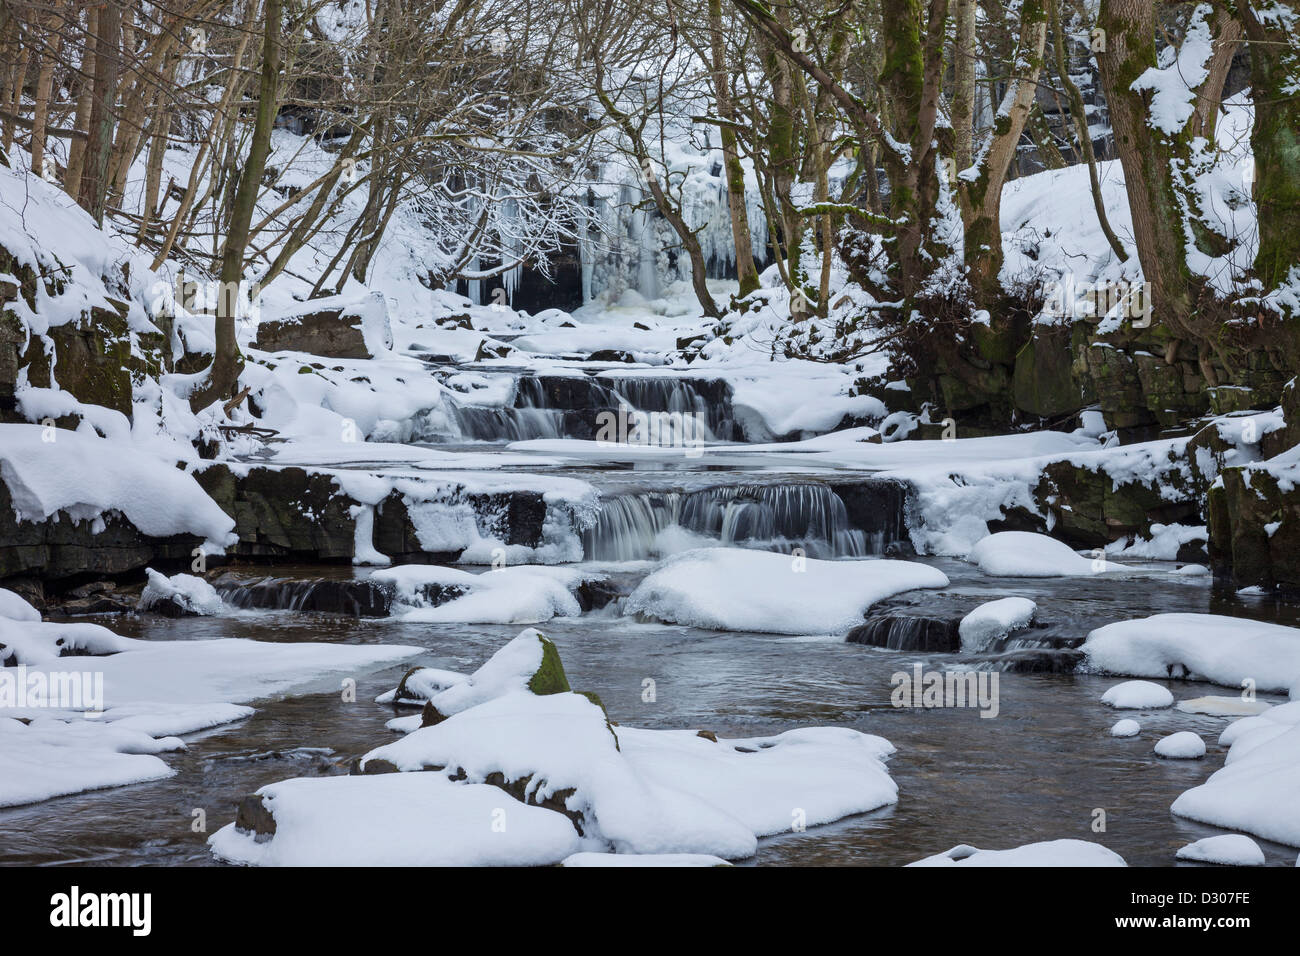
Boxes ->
[214,575,395,616]
[574,578,621,611]
[846,614,962,652]
[252,296,389,359]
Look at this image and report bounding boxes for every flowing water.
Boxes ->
[3,557,1298,867]
[6,369,1300,867]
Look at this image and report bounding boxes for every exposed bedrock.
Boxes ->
[0,462,582,587]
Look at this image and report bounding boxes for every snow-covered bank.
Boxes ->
[0,604,420,807]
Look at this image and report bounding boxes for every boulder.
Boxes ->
[251,292,391,359]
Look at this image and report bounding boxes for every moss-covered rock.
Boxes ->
[1013,329,1082,418]
[526,633,572,696]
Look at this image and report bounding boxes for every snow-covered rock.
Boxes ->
[138,569,224,617]
[561,852,729,867]
[958,597,1036,653]
[1110,719,1141,737]
[1172,704,1300,846]
[624,548,949,634]
[1176,834,1265,866]
[210,771,583,866]
[1102,680,1175,709]
[1155,731,1206,759]
[1083,614,1300,698]
[370,564,605,624]
[0,588,40,622]
[968,531,1105,577]
[907,839,1126,867]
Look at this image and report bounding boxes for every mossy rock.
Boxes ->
[526,633,571,696]
[1013,330,1082,418]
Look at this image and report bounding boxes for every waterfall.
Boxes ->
[581,482,890,561]
[215,577,394,617]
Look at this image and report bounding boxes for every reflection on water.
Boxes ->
[2,558,1296,866]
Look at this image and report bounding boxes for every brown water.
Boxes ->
[2,558,1297,866]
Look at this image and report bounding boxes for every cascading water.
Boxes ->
[411,373,739,444]
[581,482,886,561]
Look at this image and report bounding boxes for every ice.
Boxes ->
[624,548,949,634]
[968,531,1105,577]
[907,839,1126,867]
[958,597,1037,652]
[1175,834,1265,866]
[1083,614,1300,698]
[1154,731,1206,759]
[1101,680,1175,710]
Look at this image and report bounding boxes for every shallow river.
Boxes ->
[3,557,1297,867]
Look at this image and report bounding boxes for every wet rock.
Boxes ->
[1208,464,1300,593]
[846,614,962,652]
[234,794,277,842]
[574,578,621,612]
[214,574,395,616]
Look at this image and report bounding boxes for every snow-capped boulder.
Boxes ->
[1176,834,1265,866]
[958,597,1037,653]
[969,531,1105,577]
[907,839,1126,867]
[251,292,392,359]
[138,569,223,617]
[1155,731,1206,759]
[625,548,949,634]
[1102,680,1175,709]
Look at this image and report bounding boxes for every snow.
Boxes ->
[625,548,949,635]
[138,569,224,616]
[959,597,1036,652]
[1,614,420,806]
[358,676,898,859]
[0,717,177,808]
[0,424,236,550]
[1083,614,1300,698]
[1172,704,1300,846]
[907,839,1126,867]
[0,589,40,622]
[969,531,1105,577]
[560,852,729,867]
[370,564,601,624]
[1110,719,1141,737]
[1176,834,1265,866]
[209,771,584,866]
[1154,731,1206,759]
[1101,680,1175,710]
[397,628,550,718]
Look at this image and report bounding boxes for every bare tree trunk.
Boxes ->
[708,0,759,296]
[1049,0,1126,261]
[64,4,97,198]
[30,15,62,180]
[189,0,282,413]
[77,0,122,223]
[951,0,976,170]
[1095,0,1196,326]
